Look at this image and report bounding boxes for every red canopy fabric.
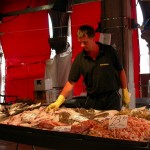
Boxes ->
[0,0,50,101]
[131,0,140,98]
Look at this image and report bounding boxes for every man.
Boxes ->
[46,25,130,112]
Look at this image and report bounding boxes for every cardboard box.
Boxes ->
[34,78,52,91]
[34,90,52,104]
[34,91,47,104]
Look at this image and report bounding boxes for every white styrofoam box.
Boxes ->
[45,87,74,104]
[45,88,63,104]
[34,78,52,91]
[49,88,62,103]
[99,33,111,45]
[46,90,51,104]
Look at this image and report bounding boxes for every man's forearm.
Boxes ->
[60,81,75,99]
[119,69,128,89]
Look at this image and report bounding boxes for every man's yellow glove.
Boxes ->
[46,95,65,112]
[122,88,131,107]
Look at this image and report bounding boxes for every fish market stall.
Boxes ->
[0,103,150,150]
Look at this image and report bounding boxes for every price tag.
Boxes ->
[52,126,71,132]
[71,115,88,122]
[109,115,128,129]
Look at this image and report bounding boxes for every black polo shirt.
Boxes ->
[69,42,123,96]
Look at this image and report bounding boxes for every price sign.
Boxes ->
[52,126,71,132]
[71,115,88,122]
[109,115,128,129]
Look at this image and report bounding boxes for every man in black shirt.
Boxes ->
[46,25,130,111]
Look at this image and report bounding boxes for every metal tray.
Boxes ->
[82,134,149,148]
[0,124,83,149]
[0,124,150,150]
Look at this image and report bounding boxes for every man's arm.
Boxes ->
[118,69,128,88]
[61,81,75,98]
[118,69,131,106]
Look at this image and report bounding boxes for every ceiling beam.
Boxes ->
[0,4,54,18]
[74,0,101,5]
[0,0,101,18]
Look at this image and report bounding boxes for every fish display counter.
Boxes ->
[0,102,150,150]
[0,123,149,150]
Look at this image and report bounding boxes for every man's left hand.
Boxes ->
[122,88,131,107]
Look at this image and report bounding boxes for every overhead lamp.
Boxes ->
[52,0,73,13]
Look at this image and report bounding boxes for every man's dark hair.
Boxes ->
[77,25,95,38]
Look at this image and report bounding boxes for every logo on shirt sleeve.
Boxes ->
[100,63,109,66]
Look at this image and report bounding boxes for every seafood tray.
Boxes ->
[82,134,149,149]
[0,123,149,150]
[0,102,41,118]
[0,124,83,149]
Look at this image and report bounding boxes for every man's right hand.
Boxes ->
[122,88,131,108]
[46,95,65,112]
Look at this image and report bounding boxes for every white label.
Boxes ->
[71,115,88,122]
[52,126,71,132]
[109,115,128,129]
